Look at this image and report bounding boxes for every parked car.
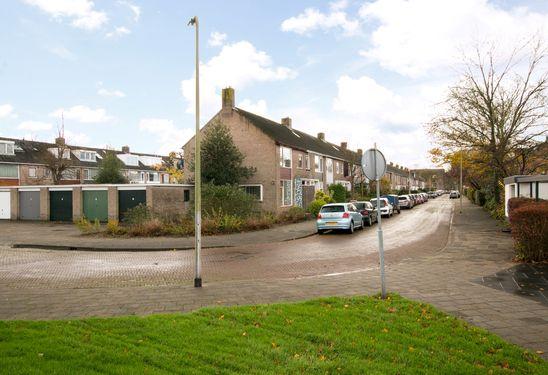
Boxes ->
[398,194,413,209]
[412,194,422,204]
[427,191,437,199]
[352,201,378,226]
[317,203,364,234]
[370,198,393,217]
[449,190,460,199]
[382,194,401,214]
[421,193,429,202]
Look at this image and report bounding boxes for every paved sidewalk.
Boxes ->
[0,199,546,358]
[0,220,316,250]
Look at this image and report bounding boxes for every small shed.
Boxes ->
[0,190,10,219]
[503,174,548,217]
[19,189,40,220]
[118,186,146,221]
[49,188,73,222]
[83,187,108,222]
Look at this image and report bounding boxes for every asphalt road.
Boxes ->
[0,197,453,289]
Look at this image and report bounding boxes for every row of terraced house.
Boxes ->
[183,88,430,213]
[0,136,175,187]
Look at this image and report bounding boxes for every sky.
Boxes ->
[0,0,547,167]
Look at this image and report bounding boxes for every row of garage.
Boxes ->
[0,184,193,222]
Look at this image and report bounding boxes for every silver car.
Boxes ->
[398,194,413,209]
[317,203,364,234]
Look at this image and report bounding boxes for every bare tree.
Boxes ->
[429,39,548,202]
[42,130,74,185]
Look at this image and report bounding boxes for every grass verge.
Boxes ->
[0,294,545,374]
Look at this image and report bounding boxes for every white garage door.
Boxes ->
[0,191,10,219]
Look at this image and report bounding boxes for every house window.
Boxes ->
[28,167,36,178]
[280,180,292,206]
[0,142,15,155]
[148,172,157,182]
[83,169,98,181]
[297,154,303,169]
[279,146,292,168]
[305,154,310,170]
[241,184,263,201]
[79,150,96,162]
[184,190,190,202]
[0,164,18,178]
[162,174,170,183]
[335,162,340,174]
[314,155,323,173]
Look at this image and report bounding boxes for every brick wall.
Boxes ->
[146,186,192,217]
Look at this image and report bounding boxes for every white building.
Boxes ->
[503,174,548,217]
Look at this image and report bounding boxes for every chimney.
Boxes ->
[122,145,130,154]
[317,132,325,141]
[222,87,235,110]
[281,117,292,128]
[55,137,65,146]
[340,142,347,150]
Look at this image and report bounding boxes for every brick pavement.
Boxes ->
[0,198,546,358]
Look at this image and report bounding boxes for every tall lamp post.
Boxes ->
[459,148,463,214]
[188,16,202,288]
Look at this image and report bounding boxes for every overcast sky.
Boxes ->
[1,0,547,167]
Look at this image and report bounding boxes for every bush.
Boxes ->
[278,206,307,223]
[507,197,536,218]
[315,190,334,204]
[106,219,126,235]
[474,190,486,206]
[466,188,476,202]
[75,217,101,234]
[509,200,548,262]
[129,218,164,236]
[202,184,258,218]
[307,200,325,217]
[329,183,347,203]
[124,204,151,225]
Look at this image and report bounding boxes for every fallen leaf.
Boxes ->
[536,350,544,355]
[271,342,277,348]
[218,315,224,320]
[242,332,247,336]
[382,328,389,333]
[319,355,326,361]
[38,353,44,357]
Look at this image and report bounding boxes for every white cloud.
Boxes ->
[238,99,268,116]
[281,1,360,36]
[359,0,548,77]
[23,0,108,30]
[0,104,14,118]
[181,40,296,119]
[49,105,112,123]
[97,87,126,98]
[47,46,76,60]
[118,0,140,22]
[208,31,227,47]
[106,26,131,38]
[139,118,194,155]
[64,130,91,145]
[18,121,53,131]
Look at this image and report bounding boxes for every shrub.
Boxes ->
[466,188,476,202]
[124,204,151,225]
[314,190,334,204]
[474,190,486,206]
[202,184,258,218]
[128,218,164,237]
[509,200,548,262]
[278,206,307,223]
[218,214,243,233]
[245,214,276,231]
[307,200,325,217]
[507,197,536,219]
[106,219,126,235]
[329,183,347,203]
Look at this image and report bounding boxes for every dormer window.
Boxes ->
[0,141,15,155]
[78,150,96,162]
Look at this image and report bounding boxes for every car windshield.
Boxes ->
[320,205,345,213]
[354,203,365,210]
[370,200,386,207]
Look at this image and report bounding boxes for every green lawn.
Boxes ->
[0,295,545,374]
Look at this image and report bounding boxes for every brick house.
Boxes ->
[183,88,362,213]
[0,136,176,186]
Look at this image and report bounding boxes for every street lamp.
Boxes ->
[188,16,202,288]
[459,148,463,214]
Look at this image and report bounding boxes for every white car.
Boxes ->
[370,198,393,217]
[449,190,460,199]
[398,194,413,209]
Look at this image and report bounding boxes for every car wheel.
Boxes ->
[348,221,354,234]
[368,217,372,226]
[318,229,325,235]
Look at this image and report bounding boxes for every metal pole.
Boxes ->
[374,143,386,299]
[190,16,202,288]
[460,148,463,214]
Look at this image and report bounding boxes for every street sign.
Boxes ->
[364,144,387,299]
[361,148,387,181]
